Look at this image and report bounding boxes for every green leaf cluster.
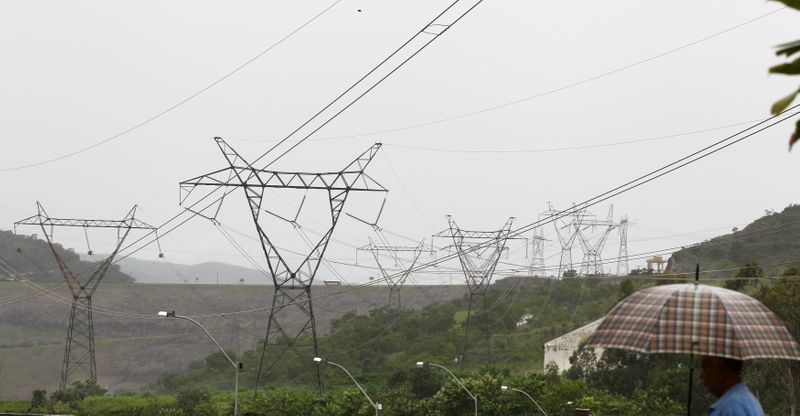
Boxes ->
[770,1,800,148]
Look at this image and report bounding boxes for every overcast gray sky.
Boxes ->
[1,0,798,284]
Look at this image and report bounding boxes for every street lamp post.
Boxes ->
[158,311,240,416]
[314,357,381,415]
[500,385,547,416]
[417,361,478,416]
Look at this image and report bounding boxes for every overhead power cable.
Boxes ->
[0,0,343,172]
[307,7,785,141]
[3,106,798,318]
[383,119,760,154]
[252,0,488,169]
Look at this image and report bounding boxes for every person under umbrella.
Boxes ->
[700,355,763,415]
[584,279,800,416]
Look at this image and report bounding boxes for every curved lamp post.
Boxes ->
[158,311,240,416]
[417,361,477,416]
[314,357,381,415]
[500,385,547,416]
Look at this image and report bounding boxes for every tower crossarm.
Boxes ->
[432,228,514,239]
[14,203,155,295]
[14,216,156,230]
[361,244,423,252]
[180,168,388,192]
[179,141,387,213]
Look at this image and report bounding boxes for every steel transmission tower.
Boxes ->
[357,237,424,310]
[528,226,547,277]
[575,205,617,276]
[14,202,157,389]
[433,216,514,367]
[547,203,584,279]
[616,215,630,276]
[179,138,386,393]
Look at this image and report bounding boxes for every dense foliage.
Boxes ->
[769,0,800,148]
[155,276,621,393]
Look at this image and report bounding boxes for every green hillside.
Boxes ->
[666,204,800,278]
[0,230,134,284]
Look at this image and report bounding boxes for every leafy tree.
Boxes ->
[629,267,654,276]
[565,346,598,382]
[724,262,763,292]
[544,361,560,385]
[769,1,800,148]
[618,277,635,300]
[175,387,211,416]
[30,389,47,409]
[50,380,107,403]
[751,270,800,415]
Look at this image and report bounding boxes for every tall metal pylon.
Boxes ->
[432,216,514,367]
[547,203,584,279]
[179,137,386,393]
[575,205,616,276]
[528,226,547,277]
[356,236,424,310]
[616,215,630,276]
[14,202,158,389]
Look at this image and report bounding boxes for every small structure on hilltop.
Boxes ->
[543,317,605,372]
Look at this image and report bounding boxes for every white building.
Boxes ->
[543,317,605,372]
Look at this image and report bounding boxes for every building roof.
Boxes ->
[544,317,604,350]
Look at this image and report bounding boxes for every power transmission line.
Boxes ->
[0,0,343,172]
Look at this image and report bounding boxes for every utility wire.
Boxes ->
[383,119,759,154]
[3,107,798,317]
[308,8,785,141]
[0,0,343,172]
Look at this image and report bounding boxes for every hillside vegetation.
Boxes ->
[0,230,134,283]
[667,204,800,278]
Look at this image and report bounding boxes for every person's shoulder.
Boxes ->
[720,384,764,416]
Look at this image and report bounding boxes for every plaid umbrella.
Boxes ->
[584,283,800,360]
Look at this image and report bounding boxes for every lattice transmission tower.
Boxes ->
[179,138,386,393]
[547,203,585,279]
[433,216,515,368]
[528,226,547,277]
[14,202,157,389]
[616,215,630,276]
[575,205,617,276]
[356,236,424,310]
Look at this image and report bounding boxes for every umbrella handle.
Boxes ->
[687,356,693,416]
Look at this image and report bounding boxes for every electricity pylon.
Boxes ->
[179,137,386,393]
[575,205,616,276]
[14,202,157,389]
[356,236,424,310]
[547,203,584,279]
[617,216,630,276]
[433,216,515,368]
[528,226,547,277]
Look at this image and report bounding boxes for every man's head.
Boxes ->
[700,355,744,398]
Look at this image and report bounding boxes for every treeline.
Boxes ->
[0,229,134,283]
[10,265,798,415]
[149,266,799,415]
[155,277,622,392]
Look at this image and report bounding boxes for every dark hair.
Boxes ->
[722,357,744,374]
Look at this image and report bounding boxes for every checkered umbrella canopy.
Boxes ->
[584,283,800,360]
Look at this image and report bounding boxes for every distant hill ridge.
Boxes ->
[114,257,270,285]
[666,204,800,278]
